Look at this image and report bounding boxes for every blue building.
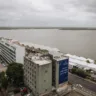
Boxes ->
[49,52,69,88]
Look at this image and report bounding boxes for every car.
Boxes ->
[20,87,28,93]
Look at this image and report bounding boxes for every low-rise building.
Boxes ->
[65,54,96,71]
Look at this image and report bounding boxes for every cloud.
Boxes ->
[0,0,96,27]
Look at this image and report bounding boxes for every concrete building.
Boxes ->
[24,48,52,96]
[49,52,69,89]
[0,37,25,64]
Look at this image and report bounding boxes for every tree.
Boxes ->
[71,67,90,78]
[6,63,24,86]
[0,72,8,90]
[94,60,96,64]
[86,60,90,63]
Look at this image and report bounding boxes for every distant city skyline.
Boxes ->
[0,0,96,27]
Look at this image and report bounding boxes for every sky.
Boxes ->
[0,0,96,27]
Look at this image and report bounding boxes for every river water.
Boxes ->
[0,29,96,59]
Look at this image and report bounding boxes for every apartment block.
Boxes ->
[24,48,52,96]
[0,37,25,64]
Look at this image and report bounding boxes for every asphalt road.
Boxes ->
[68,73,96,92]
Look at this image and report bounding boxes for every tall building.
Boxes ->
[24,48,52,96]
[49,52,69,89]
[0,38,25,64]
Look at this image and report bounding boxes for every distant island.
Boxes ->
[0,27,96,30]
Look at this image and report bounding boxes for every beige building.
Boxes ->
[24,50,52,96]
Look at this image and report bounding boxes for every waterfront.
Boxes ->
[0,29,96,59]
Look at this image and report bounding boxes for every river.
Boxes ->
[0,29,96,59]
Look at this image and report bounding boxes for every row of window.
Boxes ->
[25,59,36,68]
[25,76,36,89]
[0,43,15,54]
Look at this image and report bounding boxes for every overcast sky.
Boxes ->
[0,0,96,27]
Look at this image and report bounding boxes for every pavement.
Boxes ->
[65,90,83,96]
[68,72,96,92]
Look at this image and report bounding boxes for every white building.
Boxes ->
[65,54,96,71]
[24,50,52,96]
[0,38,25,64]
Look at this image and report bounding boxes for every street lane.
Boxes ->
[68,73,96,92]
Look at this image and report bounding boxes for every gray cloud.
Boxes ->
[0,0,96,27]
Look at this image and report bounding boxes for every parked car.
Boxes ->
[20,87,28,93]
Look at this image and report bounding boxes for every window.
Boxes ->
[45,89,47,92]
[45,70,48,73]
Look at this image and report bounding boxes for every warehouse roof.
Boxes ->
[66,54,96,71]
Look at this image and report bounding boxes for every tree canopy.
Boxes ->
[72,67,90,78]
[0,72,8,89]
[6,63,24,86]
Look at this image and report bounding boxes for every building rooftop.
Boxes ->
[21,42,60,52]
[0,37,24,50]
[0,37,60,53]
[65,54,96,71]
[25,50,51,65]
[50,51,68,61]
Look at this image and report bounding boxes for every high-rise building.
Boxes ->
[49,52,69,88]
[0,37,25,64]
[24,48,52,96]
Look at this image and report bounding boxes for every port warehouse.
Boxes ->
[66,54,96,71]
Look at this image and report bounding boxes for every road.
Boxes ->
[68,73,96,92]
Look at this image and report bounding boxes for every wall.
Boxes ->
[38,63,52,95]
[16,46,25,64]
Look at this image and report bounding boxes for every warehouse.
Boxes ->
[65,54,96,71]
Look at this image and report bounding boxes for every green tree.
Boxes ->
[71,67,77,74]
[86,60,90,63]
[71,67,90,78]
[6,63,24,86]
[94,60,96,64]
[0,72,8,90]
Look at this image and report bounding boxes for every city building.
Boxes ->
[0,37,69,95]
[49,51,69,89]
[24,47,52,96]
[0,37,25,64]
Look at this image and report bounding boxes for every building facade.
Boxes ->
[24,50,52,96]
[49,52,69,88]
[0,38,25,64]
